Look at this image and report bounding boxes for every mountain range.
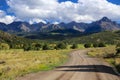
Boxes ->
[0,17,120,34]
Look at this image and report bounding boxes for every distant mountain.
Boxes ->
[30,22,46,32]
[85,17,120,33]
[50,29,81,34]
[39,23,63,32]
[59,21,89,32]
[0,22,7,31]
[7,22,31,32]
[0,17,120,34]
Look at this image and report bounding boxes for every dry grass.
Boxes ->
[115,58,120,64]
[0,49,70,80]
[88,46,120,72]
[88,46,116,57]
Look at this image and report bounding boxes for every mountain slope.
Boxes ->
[0,17,120,33]
[63,31,120,44]
[1,29,120,45]
[85,17,120,33]
[50,29,81,34]
[7,22,31,32]
[39,24,63,32]
[0,30,34,48]
[0,22,7,31]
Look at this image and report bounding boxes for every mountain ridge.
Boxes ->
[0,17,120,34]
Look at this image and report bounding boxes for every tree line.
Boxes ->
[84,42,106,48]
[0,42,79,51]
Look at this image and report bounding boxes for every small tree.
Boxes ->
[84,43,91,48]
[34,43,42,50]
[116,43,120,48]
[71,44,78,49]
[116,48,120,56]
[55,43,67,49]
[0,43,10,50]
[23,44,32,51]
[93,43,98,48]
[115,64,120,72]
[98,43,106,47]
[42,44,51,50]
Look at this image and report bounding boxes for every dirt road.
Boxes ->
[17,50,120,80]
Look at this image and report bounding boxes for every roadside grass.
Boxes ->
[68,44,84,49]
[87,46,120,73]
[78,44,84,49]
[0,49,71,80]
[88,46,116,57]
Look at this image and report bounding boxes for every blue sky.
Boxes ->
[59,0,78,3]
[1,0,120,11]
[0,0,8,11]
[0,0,120,24]
[107,0,120,5]
[60,0,120,4]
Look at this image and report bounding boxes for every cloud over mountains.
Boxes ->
[0,10,15,24]
[0,0,120,24]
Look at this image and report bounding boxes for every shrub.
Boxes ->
[116,43,120,48]
[103,53,115,58]
[98,43,106,47]
[55,43,67,49]
[71,44,78,49]
[0,43,10,50]
[35,43,42,48]
[34,43,42,50]
[116,48,120,56]
[23,44,33,51]
[42,44,51,50]
[84,43,91,48]
[93,43,98,48]
[115,64,120,72]
[23,46,32,51]
[0,60,6,64]
[23,43,43,51]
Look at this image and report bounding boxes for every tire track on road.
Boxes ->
[56,51,85,80]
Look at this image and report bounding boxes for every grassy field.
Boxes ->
[88,46,120,72]
[0,49,71,80]
[67,44,84,49]
[88,45,116,57]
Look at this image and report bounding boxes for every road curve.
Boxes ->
[17,50,120,80]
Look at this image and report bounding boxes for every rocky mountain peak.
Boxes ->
[100,17,111,22]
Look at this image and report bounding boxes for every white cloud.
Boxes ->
[29,18,46,24]
[53,21,59,24]
[7,0,120,23]
[0,10,15,24]
[0,10,6,17]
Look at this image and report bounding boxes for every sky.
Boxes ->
[0,0,120,24]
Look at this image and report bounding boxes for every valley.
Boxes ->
[1,0,120,80]
[0,17,120,80]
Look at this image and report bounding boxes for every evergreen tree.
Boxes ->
[71,44,78,49]
[98,43,106,47]
[42,44,51,50]
[55,43,67,49]
[84,43,91,48]
[93,43,98,48]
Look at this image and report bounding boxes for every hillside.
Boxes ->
[85,17,120,33]
[65,31,120,44]
[1,29,120,46]
[0,30,38,48]
[21,30,120,44]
